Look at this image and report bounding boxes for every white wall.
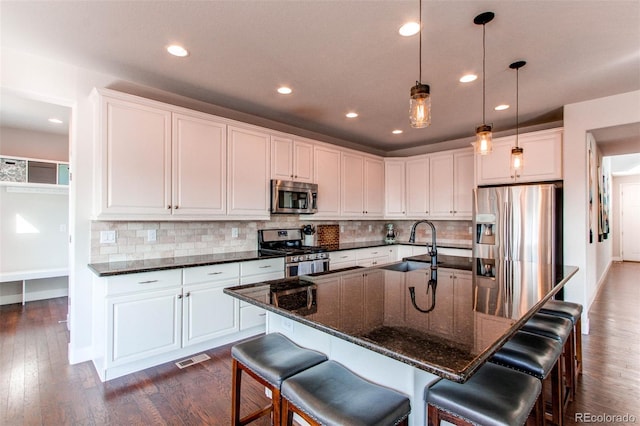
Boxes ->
[0,126,68,161]
[1,47,118,363]
[563,90,640,333]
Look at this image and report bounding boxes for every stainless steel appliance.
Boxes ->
[473,183,563,264]
[271,180,318,214]
[258,228,329,277]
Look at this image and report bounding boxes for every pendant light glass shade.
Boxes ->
[511,146,524,170]
[476,124,493,155]
[473,12,494,155]
[410,83,431,128]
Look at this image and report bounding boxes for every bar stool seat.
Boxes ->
[281,360,411,426]
[231,333,327,426]
[426,362,543,426]
[522,312,575,403]
[540,300,583,380]
[491,331,564,426]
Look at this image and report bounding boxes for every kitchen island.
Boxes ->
[225,255,578,426]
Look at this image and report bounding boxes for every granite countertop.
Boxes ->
[224,259,578,382]
[87,251,283,276]
[88,240,471,277]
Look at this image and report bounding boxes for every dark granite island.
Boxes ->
[225,255,578,426]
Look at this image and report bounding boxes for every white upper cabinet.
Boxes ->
[314,145,341,217]
[172,112,226,216]
[476,128,563,185]
[93,89,228,220]
[384,159,406,217]
[227,125,271,218]
[405,155,430,217]
[95,91,172,218]
[271,136,314,183]
[341,152,384,218]
[341,152,365,216]
[429,148,474,219]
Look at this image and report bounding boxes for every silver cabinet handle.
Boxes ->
[259,265,272,269]
[259,313,266,317]
[208,271,223,275]
[138,279,159,284]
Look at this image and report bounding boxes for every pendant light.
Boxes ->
[510,60,526,171]
[409,0,431,128]
[474,12,495,155]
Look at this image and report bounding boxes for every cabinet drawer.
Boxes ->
[329,250,357,262]
[240,258,284,276]
[356,247,390,260]
[105,269,181,296]
[240,305,266,330]
[183,263,239,285]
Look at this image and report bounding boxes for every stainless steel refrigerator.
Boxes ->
[473,183,563,264]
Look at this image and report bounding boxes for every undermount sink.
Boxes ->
[379,261,432,272]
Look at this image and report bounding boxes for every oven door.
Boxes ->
[286,259,330,277]
[271,180,318,214]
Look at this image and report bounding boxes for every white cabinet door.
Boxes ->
[293,139,314,182]
[182,282,239,347]
[453,150,474,218]
[429,152,455,217]
[314,145,341,217]
[271,135,294,181]
[364,157,385,217]
[97,94,172,217]
[108,288,181,366]
[227,125,271,217]
[341,152,365,216]
[475,139,513,186]
[406,156,430,217]
[385,159,406,218]
[172,112,226,216]
[517,129,563,182]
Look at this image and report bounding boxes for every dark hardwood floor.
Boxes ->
[1,261,638,425]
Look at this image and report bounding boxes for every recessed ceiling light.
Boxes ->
[392,130,403,134]
[495,104,510,111]
[167,44,189,57]
[399,22,420,37]
[48,118,63,124]
[346,112,358,118]
[277,86,292,95]
[460,74,478,83]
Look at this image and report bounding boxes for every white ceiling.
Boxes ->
[1,1,639,154]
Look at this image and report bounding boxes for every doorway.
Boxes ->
[620,182,640,261]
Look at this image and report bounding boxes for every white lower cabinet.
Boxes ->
[93,258,284,382]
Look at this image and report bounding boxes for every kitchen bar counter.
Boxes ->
[319,240,472,252]
[225,258,578,382]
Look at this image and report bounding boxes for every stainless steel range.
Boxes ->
[258,228,329,277]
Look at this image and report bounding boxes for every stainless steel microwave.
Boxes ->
[271,180,318,214]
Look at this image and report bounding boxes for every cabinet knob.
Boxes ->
[177,294,183,299]
[449,210,453,213]
[185,292,191,297]
[174,205,179,209]
[167,205,171,210]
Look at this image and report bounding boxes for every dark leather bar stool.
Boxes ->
[231,333,327,426]
[426,362,544,426]
[491,331,564,426]
[521,312,575,403]
[281,360,411,426]
[540,300,584,390]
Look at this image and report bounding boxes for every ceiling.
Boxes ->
[0,89,70,136]
[1,1,639,154]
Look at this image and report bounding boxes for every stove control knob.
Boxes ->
[292,256,299,262]
[318,253,326,259]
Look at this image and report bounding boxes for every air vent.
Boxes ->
[175,353,210,369]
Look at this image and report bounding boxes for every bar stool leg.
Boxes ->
[575,316,583,377]
[231,358,242,425]
[231,358,278,426]
[549,358,564,426]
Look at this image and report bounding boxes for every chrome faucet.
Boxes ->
[408,220,437,267]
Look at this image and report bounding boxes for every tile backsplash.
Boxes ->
[91,217,472,263]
